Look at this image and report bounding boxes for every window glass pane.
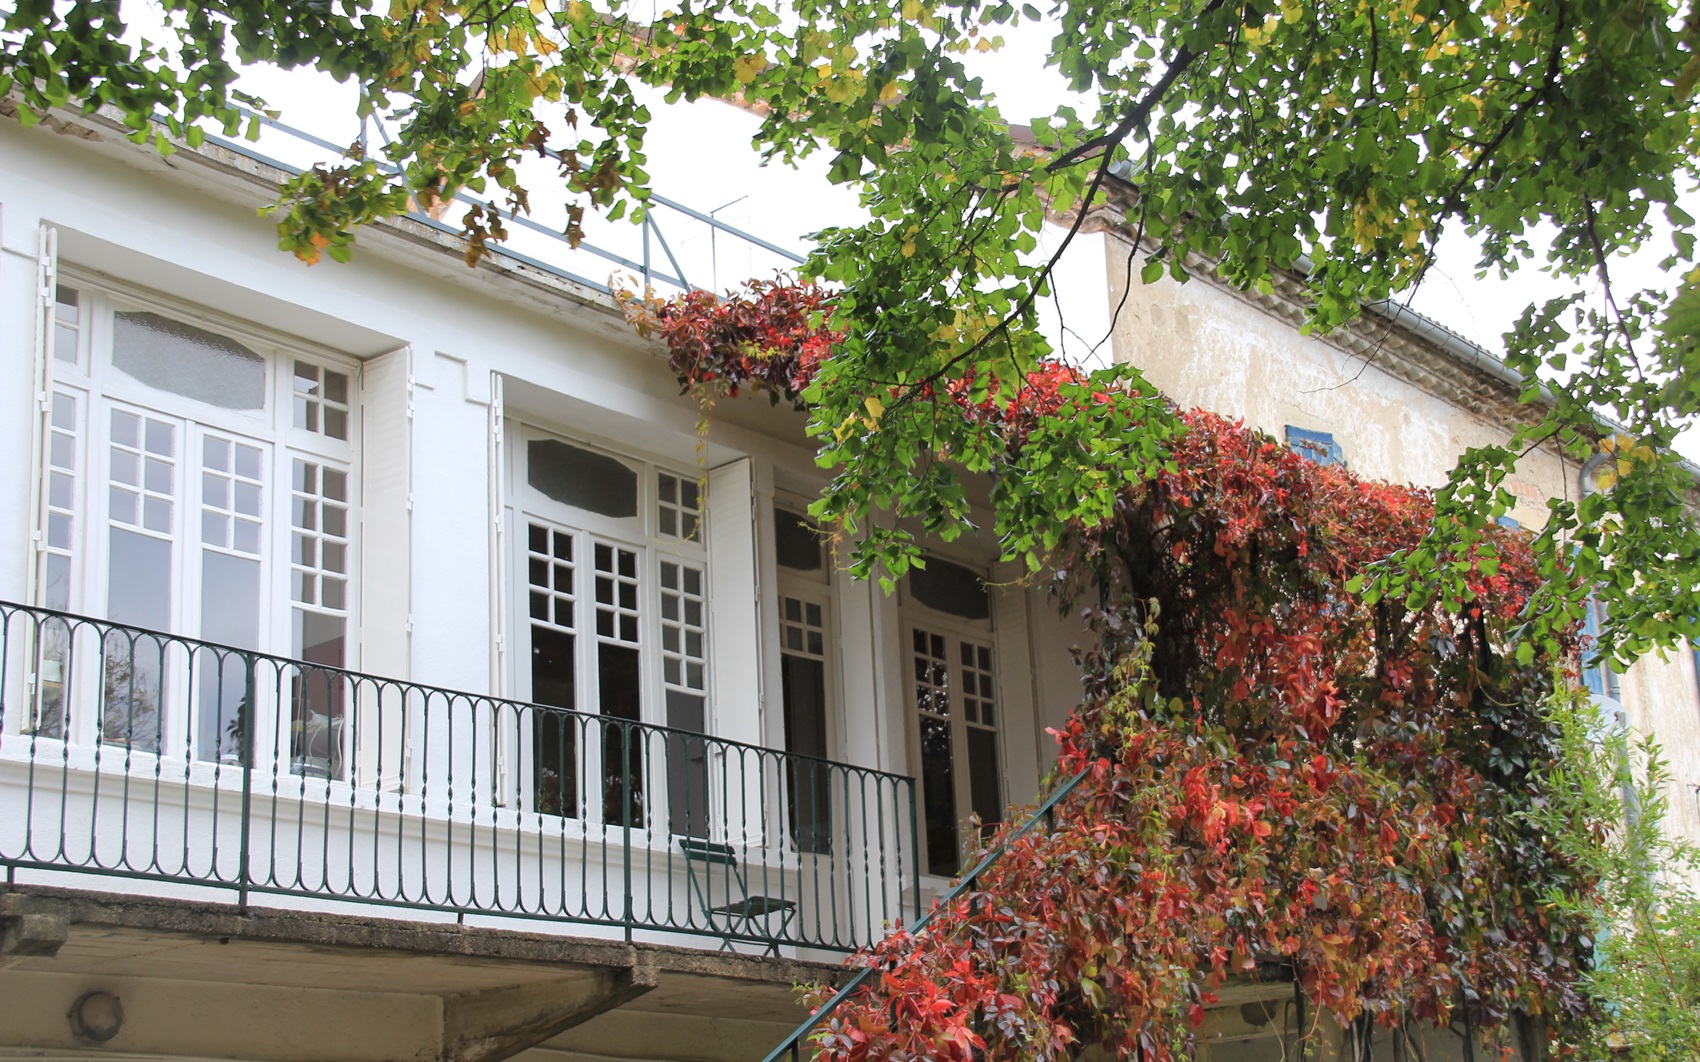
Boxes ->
[293,361,350,441]
[527,439,638,518]
[920,715,957,875]
[113,311,265,411]
[291,610,347,779]
[599,643,644,827]
[531,625,578,817]
[782,653,831,853]
[54,286,79,363]
[657,471,702,542]
[967,728,1002,831]
[293,458,350,614]
[665,689,709,838]
[104,528,172,752]
[775,510,824,571]
[909,557,990,621]
[197,551,260,763]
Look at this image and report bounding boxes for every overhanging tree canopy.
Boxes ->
[629,280,1593,1060]
[4,0,1695,665]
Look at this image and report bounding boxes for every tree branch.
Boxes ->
[1044,5,1222,176]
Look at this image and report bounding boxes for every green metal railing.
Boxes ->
[760,763,1093,1061]
[0,601,919,954]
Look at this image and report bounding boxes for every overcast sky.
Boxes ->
[225,18,1698,464]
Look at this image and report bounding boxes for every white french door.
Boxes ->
[908,621,1003,877]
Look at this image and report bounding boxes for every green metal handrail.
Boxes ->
[0,601,918,954]
[759,763,1094,1061]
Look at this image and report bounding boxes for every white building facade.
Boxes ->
[0,102,1103,1062]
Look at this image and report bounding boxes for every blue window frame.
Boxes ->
[1284,425,1345,467]
[1581,594,1620,701]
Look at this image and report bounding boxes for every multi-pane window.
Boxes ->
[195,434,266,763]
[42,392,79,609]
[293,360,350,441]
[291,460,352,778]
[514,429,709,832]
[776,505,834,853]
[780,595,831,852]
[660,560,708,835]
[33,280,357,765]
[657,472,701,542]
[594,542,644,826]
[912,629,956,875]
[31,392,81,737]
[528,523,579,817]
[103,406,178,753]
[53,286,81,365]
[908,558,1003,876]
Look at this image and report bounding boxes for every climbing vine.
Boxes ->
[627,279,1596,1060]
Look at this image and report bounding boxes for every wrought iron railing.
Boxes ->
[0,602,918,954]
[759,764,1092,1060]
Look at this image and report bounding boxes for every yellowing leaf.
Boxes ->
[733,54,768,83]
[864,396,885,420]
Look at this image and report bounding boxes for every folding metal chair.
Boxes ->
[678,837,796,956]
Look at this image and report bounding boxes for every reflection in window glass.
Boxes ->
[291,609,347,779]
[197,551,261,763]
[113,311,266,411]
[528,440,639,519]
[104,528,171,753]
[782,595,831,852]
[528,522,579,817]
[909,557,990,621]
[595,542,644,827]
[661,560,708,836]
[913,627,957,874]
[197,432,265,763]
[775,509,824,572]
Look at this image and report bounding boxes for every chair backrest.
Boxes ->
[677,837,738,866]
[679,837,749,916]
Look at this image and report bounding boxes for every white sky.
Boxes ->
[221,18,1698,463]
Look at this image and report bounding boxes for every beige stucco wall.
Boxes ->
[1103,234,1700,853]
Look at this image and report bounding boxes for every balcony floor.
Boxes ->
[0,882,841,1062]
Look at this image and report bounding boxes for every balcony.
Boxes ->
[0,602,919,956]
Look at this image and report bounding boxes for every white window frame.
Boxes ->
[34,273,361,760]
[505,420,712,831]
[899,560,1005,879]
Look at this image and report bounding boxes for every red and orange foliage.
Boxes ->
[628,281,1593,1060]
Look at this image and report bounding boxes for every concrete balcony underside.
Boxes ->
[0,883,840,1062]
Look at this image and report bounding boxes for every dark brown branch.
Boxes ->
[1044,0,1229,175]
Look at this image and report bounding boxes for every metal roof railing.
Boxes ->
[203,107,806,297]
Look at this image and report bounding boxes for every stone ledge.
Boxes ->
[0,882,845,987]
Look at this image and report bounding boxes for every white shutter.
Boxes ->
[356,345,413,790]
[25,225,57,607]
[706,457,761,745]
[358,344,414,675]
[488,373,507,696]
[988,564,1042,806]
